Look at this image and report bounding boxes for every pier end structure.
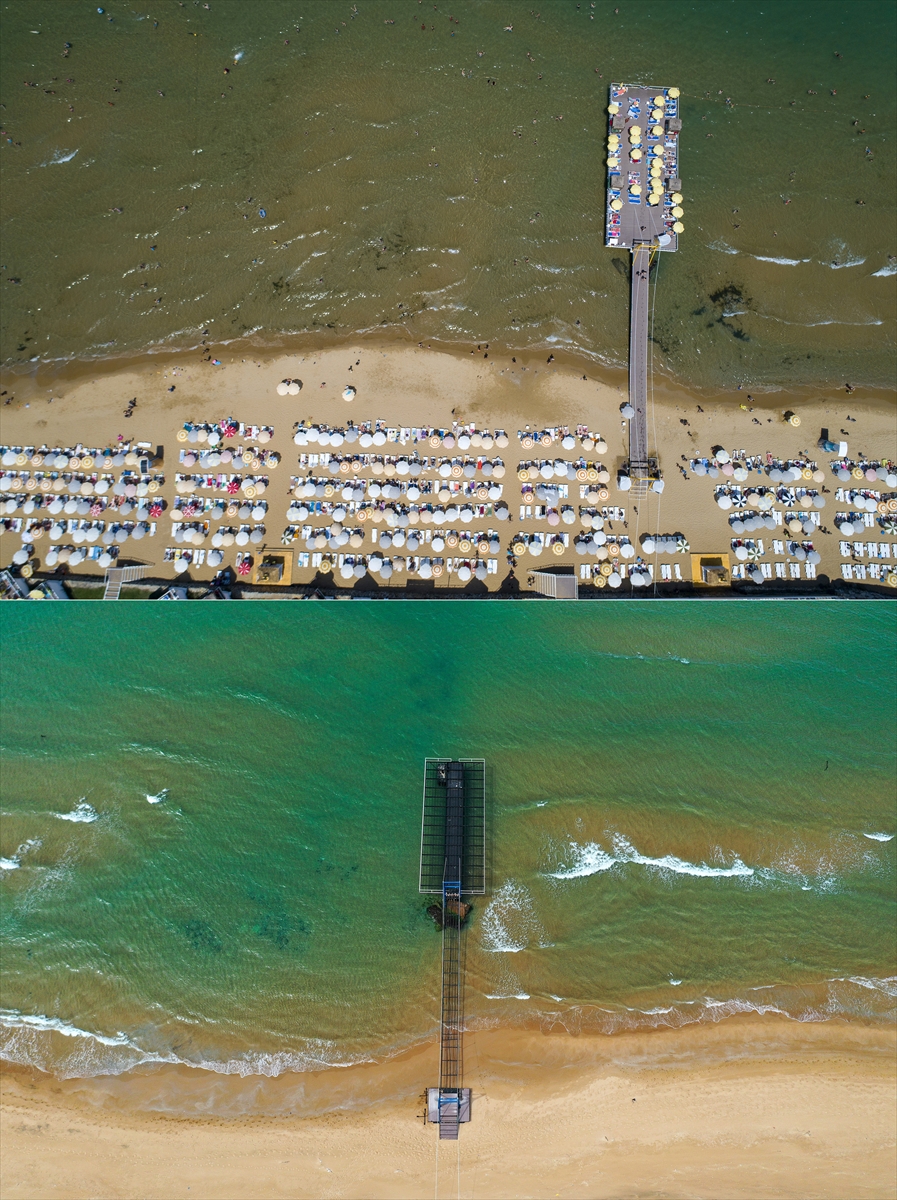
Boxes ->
[605,83,683,486]
[419,758,486,1139]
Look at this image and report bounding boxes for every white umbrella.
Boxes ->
[343,386,356,402]
[12,548,29,565]
[457,565,472,582]
[608,571,621,588]
[620,542,635,558]
[717,494,733,510]
[621,404,634,419]
[235,530,249,546]
[98,551,113,568]
[618,475,631,491]
[208,549,224,566]
[734,545,748,561]
[132,526,146,540]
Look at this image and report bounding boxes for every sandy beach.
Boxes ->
[1,338,895,596]
[1,1017,894,1200]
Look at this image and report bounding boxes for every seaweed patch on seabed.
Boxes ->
[708,282,752,340]
[184,918,223,954]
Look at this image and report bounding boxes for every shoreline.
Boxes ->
[2,1015,895,1199]
[3,328,896,412]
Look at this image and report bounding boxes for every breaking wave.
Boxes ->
[480,880,549,953]
[0,1009,374,1080]
[53,799,98,823]
[863,832,894,842]
[0,839,42,872]
[547,834,753,880]
[871,263,897,277]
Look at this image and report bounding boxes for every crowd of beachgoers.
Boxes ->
[1,406,895,593]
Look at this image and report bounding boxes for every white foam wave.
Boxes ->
[863,832,894,842]
[53,799,98,823]
[146,789,169,805]
[752,255,808,266]
[547,834,753,880]
[709,239,739,255]
[829,256,865,269]
[480,880,548,953]
[485,993,531,1001]
[871,263,897,277]
[0,1009,373,1080]
[42,149,78,166]
[0,839,41,872]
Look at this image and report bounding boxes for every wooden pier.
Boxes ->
[419,758,485,1139]
[605,83,683,489]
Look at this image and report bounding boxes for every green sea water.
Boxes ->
[1,603,895,1113]
[1,0,895,388]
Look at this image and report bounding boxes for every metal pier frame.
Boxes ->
[420,758,485,1138]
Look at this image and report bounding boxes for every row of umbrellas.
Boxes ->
[1,449,148,469]
[287,501,509,525]
[518,461,611,482]
[0,476,159,497]
[175,476,267,496]
[294,426,510,449]
[175,501,267,521]
[180,450,279,469]
[291,479,502,502]
[640,535,690,554]
[839,491,897,513]
[178,423,272,445]
[716,491,825,511]
[832,464,897,486]
[732,541,821,565]
[173,525,265,547]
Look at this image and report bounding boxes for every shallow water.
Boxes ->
[1,0,895,388]
[1,603,894,1110]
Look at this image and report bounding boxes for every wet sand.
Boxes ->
[2,1017,895,1199]
[1,337,895,594]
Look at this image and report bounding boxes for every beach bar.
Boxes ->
[419,758,486,1138]
[606,83,683,491]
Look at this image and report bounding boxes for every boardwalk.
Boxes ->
[629,243,652,469]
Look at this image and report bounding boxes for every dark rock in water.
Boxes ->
[427,899,472,929]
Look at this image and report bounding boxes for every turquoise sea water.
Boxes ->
[1,604,894,1111]
[1,0,895,388]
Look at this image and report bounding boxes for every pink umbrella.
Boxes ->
[149,503,162,517]
[227,479,240,494]
[90,503,103,517]
[238,558,252,575]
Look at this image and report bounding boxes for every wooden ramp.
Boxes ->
[103,565,149,600]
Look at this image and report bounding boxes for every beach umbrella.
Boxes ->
[673,221,684,233]
[692,462,707,476]
[671,206,684,219]
[607,571,621,588]
[235,530,249,546]
[621,404,634,419]
[576,540,588,556]
[475,562,488,580]
[838,520,854,535]
[131,525,146,541]
[734,545,749,561]
[793,546,807,561]
[457,565,472,582]
[12,548,29,565]
[864,497,879,513]
[717,494,733,510]
[750,567,764,584]
[763,515,776,531]
[250,528,264,544]
[802,518,816,535]
[379,560,393,579]
[729,519,745,534]
[641,536,656,554]
[57,547,72,562]
[237,557,252,575]
[72,528,86,545]
[620,542,635,558]
[618,474,631,491]
[69,548,87,565]
[286,381,301,396]
[807,550,821,565]
[677,538,690,553]
[647,194,660,206]
[561,435,576,450]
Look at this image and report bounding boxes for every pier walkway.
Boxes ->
[628,243,652,475]
[420,758,485,1139]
